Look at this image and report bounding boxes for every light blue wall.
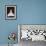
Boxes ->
[0,0,46,44]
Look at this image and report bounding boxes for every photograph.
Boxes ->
[5,5,16,20]
[18,24,46,46]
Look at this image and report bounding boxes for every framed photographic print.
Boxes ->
[5,5,16,20]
